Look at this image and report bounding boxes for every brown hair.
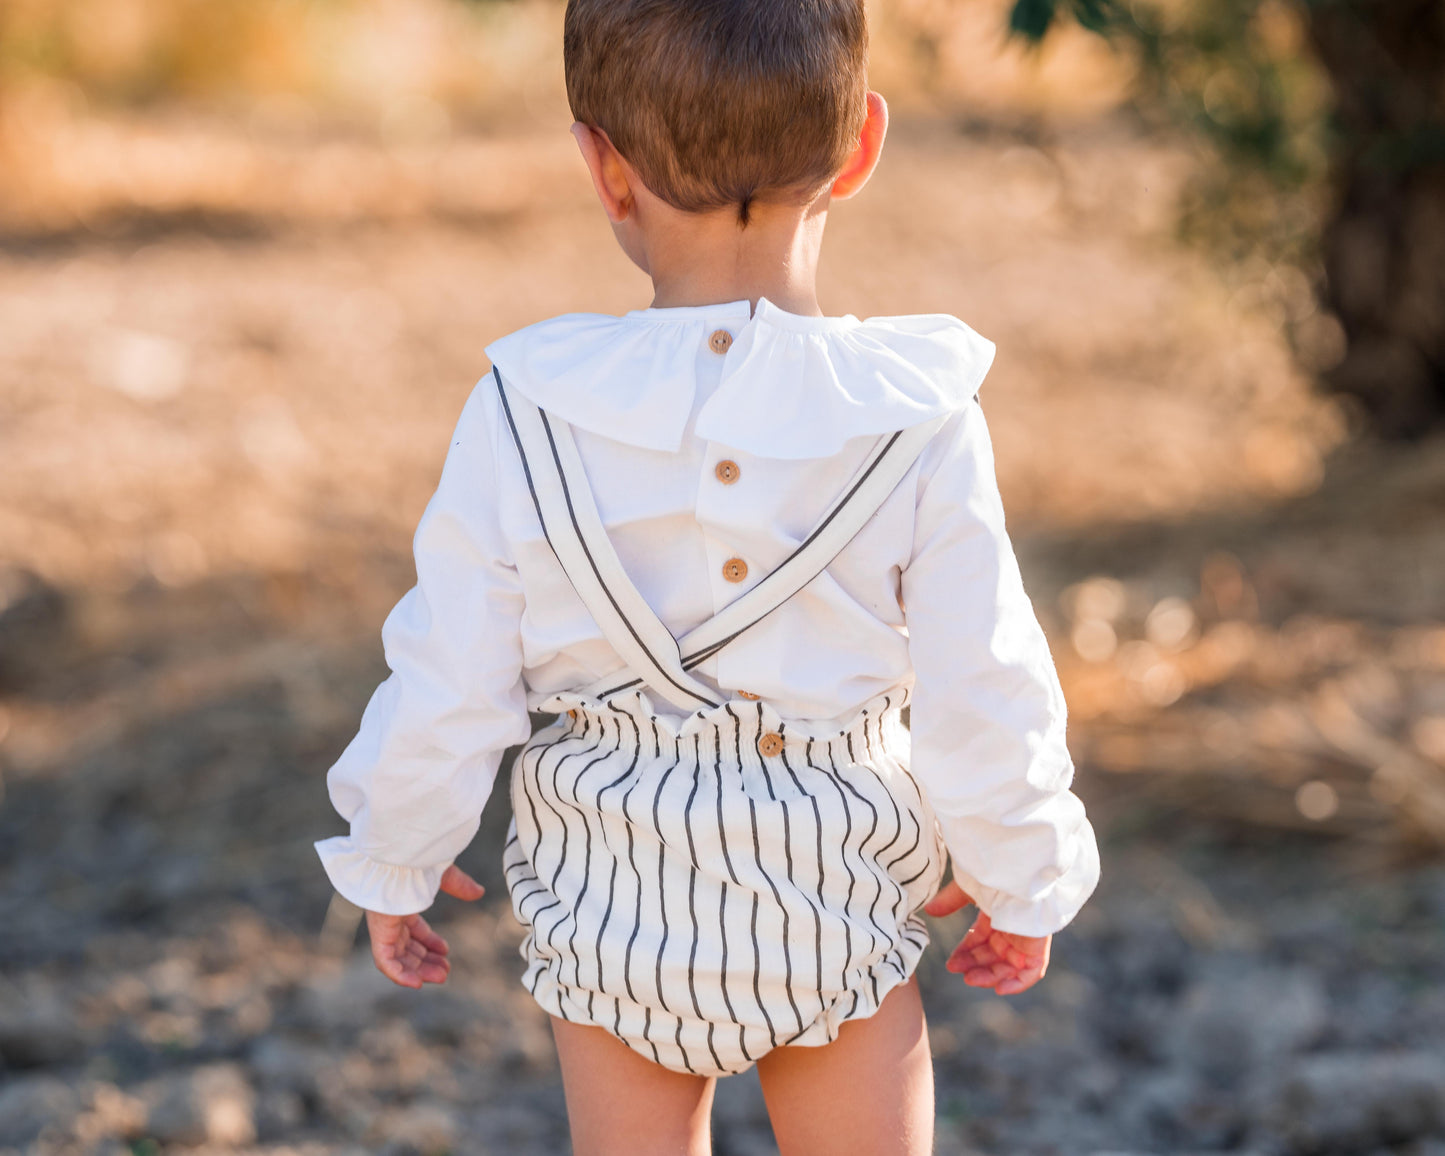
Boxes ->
[564,0,869,226]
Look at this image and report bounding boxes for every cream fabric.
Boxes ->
[314,296,1100,937]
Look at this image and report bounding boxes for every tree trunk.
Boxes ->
[1305,0,1445,436]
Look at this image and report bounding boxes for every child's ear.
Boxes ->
[830,91,888,202]
[571,122,635,224]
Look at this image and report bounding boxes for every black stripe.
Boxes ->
[682,736,722,1072]
[822,736,887,955]
[562,717,618,996]
[642,1006,659,1065]
[867,702,923,876]
[517,721,581,952]
[673,1012,696,1075]
[537,408,720,710]
[714,730,742,886]
[673,431,906,671]
[777,730,826,1015]
[773,796,806,1032]
[591,429,918,699]
[805,738,854,988]
[744,803,780,1049]
[748,888,776,1048]
[514,733,567,928]
[615,712,651,1004]
[496,366,717,711]
[897,862,935,890]
[615,786,644,999]
[539,724,606,986]
[493,367,551,548]
[745,703,779,801]
[865,704,928,981]
[879,708,932,881]
[837,732,897,957]
[649,743,685,1017]
[842,730,902,1000]
[509,881,548,910]
[712,729,749,1063]
[594,707,643,1000]
[858,715,912,914]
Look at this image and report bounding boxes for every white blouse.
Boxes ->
[313,296,1100,937]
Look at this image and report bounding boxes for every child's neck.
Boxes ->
[642,197,829,318]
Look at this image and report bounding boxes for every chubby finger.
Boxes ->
[404,914,450,957]
[962,961,1016,988]
[407,936,450,976]
[924,880,975,918]
[995,967,1044,995]
[372,944,423,990]
[994,949,1048,994]
[411,948,451,983]
[948,939,997,971]
[439,864,486,902]
[945,913,996,969]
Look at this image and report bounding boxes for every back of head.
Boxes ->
[564,0,869,226]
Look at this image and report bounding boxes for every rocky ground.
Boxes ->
[1,106,1443,1155]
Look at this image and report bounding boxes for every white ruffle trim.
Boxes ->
[313,835,449,916]
[484,296,995,458]
[943,809,1103,938]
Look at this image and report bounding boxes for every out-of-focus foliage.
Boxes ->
[1007,0,1333,267]
[1009,0,1445,436]
[0,0,558,127]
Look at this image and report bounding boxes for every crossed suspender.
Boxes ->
[493,366,947,715]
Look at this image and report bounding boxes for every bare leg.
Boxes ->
[550,1015,717,1156]
[754,975,934,1156]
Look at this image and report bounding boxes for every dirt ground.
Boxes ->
[1,105,1444,1156]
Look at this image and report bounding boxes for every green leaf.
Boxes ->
[1070,0,1116,34]
[1009,0,1058,41]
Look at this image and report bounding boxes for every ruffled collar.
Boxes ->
[483,295,996,459]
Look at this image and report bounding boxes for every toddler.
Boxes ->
[314,1,1101,1152]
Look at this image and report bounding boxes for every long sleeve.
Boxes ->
[313,383,534,915]
[900,398,1100,936]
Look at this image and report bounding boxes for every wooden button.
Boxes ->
[722,557,748,583]
[714,459,740,484]
[737,690,761,701]
[758,732,784,757]
[708,329,733,354]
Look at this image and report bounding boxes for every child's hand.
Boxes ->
[366,864,486,989]
[924,880,1051,995]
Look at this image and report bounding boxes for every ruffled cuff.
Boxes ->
[313,835,449,916]
[942,815,1102,938]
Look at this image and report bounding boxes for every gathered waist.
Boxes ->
[529,683,914,773]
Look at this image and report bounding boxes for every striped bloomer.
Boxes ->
[502,685,947,1078]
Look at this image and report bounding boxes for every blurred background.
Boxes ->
[0,0,1442,1152]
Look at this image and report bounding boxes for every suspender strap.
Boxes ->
[493,366,948,712]
[494,368,724,713]
[586,412,948,701]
